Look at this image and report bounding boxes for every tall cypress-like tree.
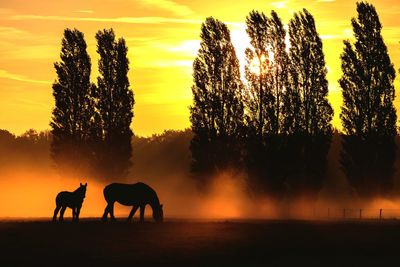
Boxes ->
[340,2,396,197]
[95,29,134,180]
[190,17,244,186]
[51,28,96,175]
[244,10,289,194]
[284,9,333,195]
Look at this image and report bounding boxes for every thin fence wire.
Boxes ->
[312,208,400,220]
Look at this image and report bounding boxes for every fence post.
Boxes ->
[379,209,383,220]
[359,209,362,219]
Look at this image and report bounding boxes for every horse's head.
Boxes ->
[78,182,87,199]
[152,204,164,222]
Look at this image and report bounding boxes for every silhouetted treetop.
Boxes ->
[285,9,333,136]
[96,29,134,139]
[340,2,396,138]
[52,28,95,142]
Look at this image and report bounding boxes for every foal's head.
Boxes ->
[76,183,87,199]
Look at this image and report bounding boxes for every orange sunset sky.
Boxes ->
[0,0,399,137]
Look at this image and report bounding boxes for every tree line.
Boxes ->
[49,2,396,198]
[190,2,397,198]
[51,28,134,180]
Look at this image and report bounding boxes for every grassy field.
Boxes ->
[0,219,399,266]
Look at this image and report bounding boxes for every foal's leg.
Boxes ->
[76,206,81,222]
[53,205,61,222]
[59,206,67,222]
[127,205,139,222]
[139,205,145,223]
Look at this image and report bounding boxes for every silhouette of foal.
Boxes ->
[102,182,163,222]
[53,183,87,222]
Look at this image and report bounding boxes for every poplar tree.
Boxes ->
[244,10,289,194]
[285,9,333,194]
[51,28,96,174]
[95,29,134,180]
[190,17,244,186]
[340,2,396,196]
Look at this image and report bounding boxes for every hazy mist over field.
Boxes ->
[1,129,400,220]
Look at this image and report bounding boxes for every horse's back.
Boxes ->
[104,182,154,195]
[55,191,71,205]
[103,182,158,205]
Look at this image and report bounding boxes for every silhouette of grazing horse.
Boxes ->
[53,183,87,222]
[102,182,163,222]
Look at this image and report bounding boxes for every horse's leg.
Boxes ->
[102,202,115,222]
[127,205,139,222]
[59,206,67,222]
[108,202,116,221]
[72,208,76,221]
[139,205,145,223]
[102,204,110,222]
[110,202,116,221]
[53,205,61,222]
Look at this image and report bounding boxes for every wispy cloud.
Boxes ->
[153,59,193,68]
[162,40,200,54]
[72,10,94,14]
[139,0,194,17]
[271,1,288,9]
[14,98,50,110]
[0,26,29,38]
[7,14,202,25]
[0,69,51,85]
[3,13,246,28]
[0,8,12,15]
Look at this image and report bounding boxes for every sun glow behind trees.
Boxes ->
[246,53,270,77]
[189,9,335,196]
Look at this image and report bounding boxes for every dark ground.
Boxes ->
[0,219,399,266]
